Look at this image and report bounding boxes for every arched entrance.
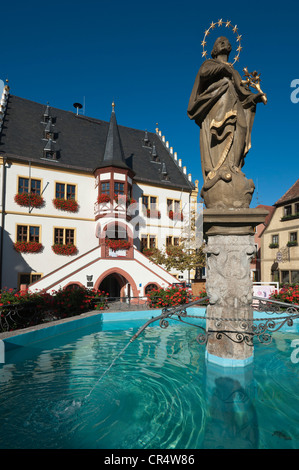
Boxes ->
[95,268,139,299]
[99,274,121,299]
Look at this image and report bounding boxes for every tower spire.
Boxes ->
[96,103,130,170]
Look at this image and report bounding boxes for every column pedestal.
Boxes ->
[203,208,268,367]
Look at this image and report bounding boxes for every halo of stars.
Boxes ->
[201,19,242,65]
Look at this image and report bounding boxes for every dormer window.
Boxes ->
[44,117,54,139]
[161,162,169,181]
[143,130,151,147]
[151,144,159,162]
[44,151,56,159]
[43,138,57,160]
[43,104,50,123]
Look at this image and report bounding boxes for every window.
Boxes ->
[142,195,157,210]
[284,205,292,216]
[288,232,298,246]
[281,270,290,284]
[141,234,157,252]
[55,183,76,200]
[167,198,180,213]
[44,150,56,160]
[17,225,40,243]
[291,271,299,283]
[19,273,42,287]
[142,196,149,210]
[18,177,41,195]
[166,236,180,246]
[295,203,299,215]
[106,223,127,240]
[145,284,158,294]
[101,182,110,195]
[290,232,298,243]
[272,234,279,245]
[114,182,124,195]
[150,196,157,210]
[141,236,148,252]
[54,228,75,245]
[149,235,156,249]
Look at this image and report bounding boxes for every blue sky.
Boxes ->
[1,0,298,207]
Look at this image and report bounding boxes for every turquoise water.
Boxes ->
[0,314,299,449]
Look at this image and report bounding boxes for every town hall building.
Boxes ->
[0,81,199,299]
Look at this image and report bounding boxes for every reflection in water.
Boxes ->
[1,320,299,449]
[203,361,259,449]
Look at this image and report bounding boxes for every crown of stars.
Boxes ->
[201,20,242,65]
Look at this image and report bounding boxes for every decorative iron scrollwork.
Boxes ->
[130,296,299,347]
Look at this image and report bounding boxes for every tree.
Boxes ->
[143,200,206,275]
[145,243,205,274]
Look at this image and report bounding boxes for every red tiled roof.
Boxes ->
[274,179,299,206]
[256,204,275,225]
[256,204,275,237]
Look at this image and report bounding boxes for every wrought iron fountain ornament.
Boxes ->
[130,297,299,347]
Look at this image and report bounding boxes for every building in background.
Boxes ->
[250,204,275,282]
[0,83,200,297]
[260,179,299,284]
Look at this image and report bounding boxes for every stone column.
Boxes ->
[203,208,268,366]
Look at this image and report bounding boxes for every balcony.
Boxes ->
[94,194,137,220]
[100,238,134,259]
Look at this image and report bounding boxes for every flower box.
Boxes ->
[168,210,183,221]
[287,241,298,247]
[14,241,43,253]
[269,243,279,249]
[14,192,44,208]
[52,244,78,255]
[97,194,111,204]
[105,239,131,251]
[146,209,161,219]
[53,198,79,212]
[281,213,299,221]
[142,248,154,257]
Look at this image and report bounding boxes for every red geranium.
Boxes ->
[53,198,79,212]
[142,248,154,257]
[14,241,43,253]
[168,210,183,221]
[105,239,131,251]
[97,194,110,203]
[52,244,78,255]
[14,193,44,208]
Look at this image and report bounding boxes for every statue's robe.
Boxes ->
[187,59,260,189]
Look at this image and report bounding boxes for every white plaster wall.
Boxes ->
[3,162,98,288]
[6,161,97,219]
[3,161,193,289]
[132,182,191,249]
[29,248,178,294]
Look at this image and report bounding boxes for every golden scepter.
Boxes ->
[241,67,267,104]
